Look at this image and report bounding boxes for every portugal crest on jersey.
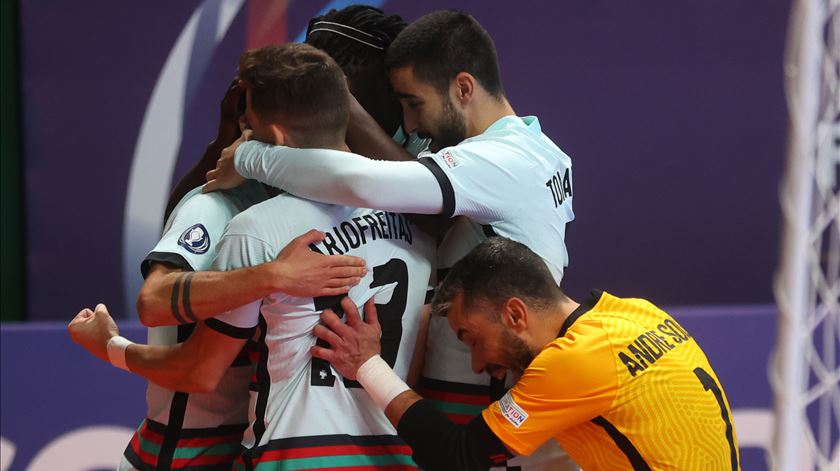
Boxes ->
[178,224,210,254]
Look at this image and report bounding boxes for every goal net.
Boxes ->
[772,0,840,469]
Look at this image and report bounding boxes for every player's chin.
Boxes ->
[486,364,509,381]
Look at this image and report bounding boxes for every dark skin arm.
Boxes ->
[345,93,415,162]
[164,79,244,222]
[407,213,455,238]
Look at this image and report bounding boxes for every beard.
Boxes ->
[428,97,467,152]
[500,328,537,377]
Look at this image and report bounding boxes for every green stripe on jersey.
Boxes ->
[136,435,239,460]
[172,442,241,459]
[254,453,416,470]
[137,434,161,456]
[426,398,485,417]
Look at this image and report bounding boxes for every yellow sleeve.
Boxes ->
[481,321,618,456]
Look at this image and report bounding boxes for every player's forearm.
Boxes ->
[390,395,514,471]
[234,142,444,214]
[385,389,424,426]
[346,96,414,162]
[355,356,512,469]
[125,343,212,393]
[137,266,276,327]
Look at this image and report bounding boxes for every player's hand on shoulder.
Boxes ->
[311,298,381,380]
[268,229,367,298]
[68,303,119,363]
[203,129,251,193]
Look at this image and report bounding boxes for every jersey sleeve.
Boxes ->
[418,143,532,222]
[233,141,444,214]
[141,190,233,278]
[204,231,275,335]
[481,323,619,456]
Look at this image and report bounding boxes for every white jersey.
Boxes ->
[418,115,573,282]
[121,181,268,471]
[208,194,434,470]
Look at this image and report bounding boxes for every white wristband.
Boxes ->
[107,336,134,372]
[356,354,410,411]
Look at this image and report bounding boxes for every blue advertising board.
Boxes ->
[1,305,781,470]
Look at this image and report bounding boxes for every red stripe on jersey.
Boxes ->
[419,388,492,406]
[257,443,413,461]
[175,433,244,449]
[137,421,165,445]
[170,452,240,468]
[446,412,475,425]
[130,433,161,466]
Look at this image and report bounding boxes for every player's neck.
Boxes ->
[284,136,347,152]
[467,95,515,137]
[553,297,580,335]
[526,298,578,349]
[543,297,580,343]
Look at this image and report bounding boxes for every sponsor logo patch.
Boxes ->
[499,392,528,428]
[442,150,459,168]
[178,224,210,254]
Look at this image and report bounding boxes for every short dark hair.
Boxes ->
[305,5,406,79]
[385,10,504,98]
[431,237,563,319]
[238,43,349,147]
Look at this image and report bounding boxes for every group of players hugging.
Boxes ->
[69,5,740,471]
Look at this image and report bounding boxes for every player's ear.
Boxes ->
[452,72,475,106]
[501,297,528,333]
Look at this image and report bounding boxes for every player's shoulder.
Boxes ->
[441,116,564,164]
[225,192,339,244]
[160,186,243,240]
[519,321,616,397]
[173,185,242,218]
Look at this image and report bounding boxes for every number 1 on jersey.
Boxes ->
[693,367,738,470]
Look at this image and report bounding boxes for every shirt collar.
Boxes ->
[472,115,541,140]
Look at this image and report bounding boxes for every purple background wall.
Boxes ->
[18,0,790,322]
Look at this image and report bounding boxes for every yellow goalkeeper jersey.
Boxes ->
[482,290,740,470]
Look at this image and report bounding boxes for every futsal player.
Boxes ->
[71,132,274,470]
[212,43,434,468]
[204,10,578,469]
[70,128,373,470]
[68,8,412,470]
[73,41,436,470]
[312,237,742,471]
[71,92,379,471]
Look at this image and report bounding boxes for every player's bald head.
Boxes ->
[431,237,564,321]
